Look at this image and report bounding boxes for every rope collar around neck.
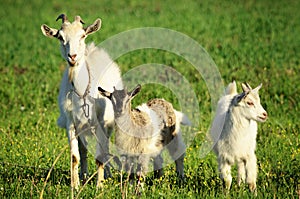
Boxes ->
[71,61,92,118]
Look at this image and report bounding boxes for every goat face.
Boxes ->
[234,83,268,123]
[99,85,142,118]
[111,89,129,118]
[41,14,101,67]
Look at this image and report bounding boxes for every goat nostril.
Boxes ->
[68,54,77,60]
[263,112,268,117]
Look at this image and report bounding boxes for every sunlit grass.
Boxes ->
[0,0,299,198]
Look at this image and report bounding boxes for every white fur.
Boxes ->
[210,81,267,192]
[41,15,123,189]
[174,110,192,136]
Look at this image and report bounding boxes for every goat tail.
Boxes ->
[174,110,192,126]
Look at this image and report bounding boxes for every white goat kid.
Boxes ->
[98,84,190,181]
[41,14,123,189]
[210,81,268,192]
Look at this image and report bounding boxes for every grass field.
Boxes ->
[0,0,299,198]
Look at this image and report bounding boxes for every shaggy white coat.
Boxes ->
[210,81,267,192]
[41,16,123,189]
[100,86,190,180]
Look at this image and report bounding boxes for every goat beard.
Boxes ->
[68,67,74,82]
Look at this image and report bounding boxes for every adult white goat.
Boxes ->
[210,81,268,192]
[41,14,123,189]
[98,84,190,182]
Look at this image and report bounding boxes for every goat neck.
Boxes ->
[69,59,91,97]
[228,105,257,135]
[114,106,134,134]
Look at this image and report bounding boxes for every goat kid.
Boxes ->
[210,81,267,193]
[98,84,190,182]
[41,14,123,189]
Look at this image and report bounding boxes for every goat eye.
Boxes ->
[81,35,86,39]
[247,101,254,106]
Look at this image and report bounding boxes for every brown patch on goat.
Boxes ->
[147,99,177,141]
[147,99,176,127]
[131,108,151,126]
[72,155,78,165]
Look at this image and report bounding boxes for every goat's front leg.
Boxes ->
[218,156,233,190]
[67,123,80,189]
[135,155,149,194]
[78,136,88,184]
[237,158,246,186]
[123,156,135,182]
[245,153,257,193]
[137,155,149,182]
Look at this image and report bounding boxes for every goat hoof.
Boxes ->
[96,180,104,189]
[224,180,232,191]
[249,183,257,193]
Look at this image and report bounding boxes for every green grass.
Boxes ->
[0,0,299,198]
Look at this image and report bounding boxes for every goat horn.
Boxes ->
[244,82,252,90]
[56,14,68,23]
[75,16,85,24]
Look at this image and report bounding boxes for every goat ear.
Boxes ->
[129,84,141,99]
[98,86,112,99]
[252,83,262,93]
[241,82,252,93]
[41,24,58,38]
[85,19,101,35]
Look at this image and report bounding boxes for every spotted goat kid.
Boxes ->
[99,84,191,182]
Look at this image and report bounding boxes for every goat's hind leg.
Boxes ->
[166,133,186,180]
[153,155,164,179]
[95,144,106,189]
[237,158,246,186]
[174,153,185,180]
[95,159,105,189]
[94,126,112,188]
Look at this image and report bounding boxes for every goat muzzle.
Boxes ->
[258,112,268,121]
[67,54,77,66]
[68,60,76,67]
